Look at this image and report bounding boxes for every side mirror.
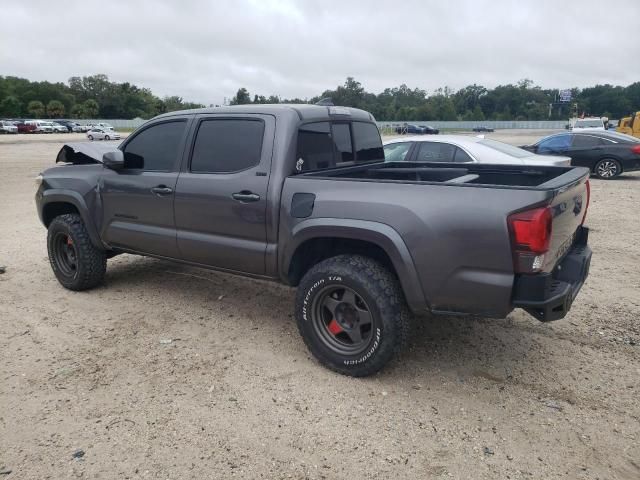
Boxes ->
[103,150,124,170]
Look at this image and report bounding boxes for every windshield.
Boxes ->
[574,120,602,128]
[384,142,412,161]
[478,138,531,158]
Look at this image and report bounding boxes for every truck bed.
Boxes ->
[300,161,586,189]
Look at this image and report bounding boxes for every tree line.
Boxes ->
[232,77,640,121]
[1,74,638,121]
[0,74,205,119]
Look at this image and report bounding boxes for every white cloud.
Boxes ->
[1,0,638,105]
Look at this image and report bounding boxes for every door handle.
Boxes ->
[151,186,174,195]
[232,191,260,202]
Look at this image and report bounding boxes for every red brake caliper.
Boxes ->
[327,319,343,336]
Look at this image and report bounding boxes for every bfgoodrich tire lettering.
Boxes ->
[295,255,410,377]
[47,213,107,290]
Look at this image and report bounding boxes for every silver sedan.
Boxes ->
[86,128,121,141]
[384,135,571,167]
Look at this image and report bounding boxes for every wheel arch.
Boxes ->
[40,190,103,249]
[593,156,624,174]
[282,218,428,313]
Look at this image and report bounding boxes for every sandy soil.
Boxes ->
[0,133,639,479]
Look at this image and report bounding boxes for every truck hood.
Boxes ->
[56,142,120,165]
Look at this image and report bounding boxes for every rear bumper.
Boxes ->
[512,227,591,322]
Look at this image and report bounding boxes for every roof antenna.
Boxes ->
[315,97,334,106]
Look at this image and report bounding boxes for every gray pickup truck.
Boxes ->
[36,104,592,376]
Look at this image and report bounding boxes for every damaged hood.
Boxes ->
[56,142,120,165]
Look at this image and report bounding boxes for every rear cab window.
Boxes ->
[296,121,383,172]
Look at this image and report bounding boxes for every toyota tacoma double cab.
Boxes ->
[36,104,592,376]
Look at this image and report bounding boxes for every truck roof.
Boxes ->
[154,104,376,122]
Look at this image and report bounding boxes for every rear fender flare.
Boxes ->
[282,218,428,313]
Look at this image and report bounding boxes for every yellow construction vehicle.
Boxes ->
[617,111,640,138]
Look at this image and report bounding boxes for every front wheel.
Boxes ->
[594,158,621,179]
[47,213,106,290]
[295,255,410,377]
[88,135,94,141]
[104,135,110,140]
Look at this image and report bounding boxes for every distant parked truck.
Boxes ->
[572,118,605,132]
[25,120,53,133]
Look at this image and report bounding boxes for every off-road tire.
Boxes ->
[47,213,106,290]
[295,255,410,377]
[594,158,621,179]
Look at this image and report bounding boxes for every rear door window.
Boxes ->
[571,135,603,148]
[415,142,456,162]
[190,119,264,173]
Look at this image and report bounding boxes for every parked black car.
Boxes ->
[421,125,439,135]
[473,126,494,132]
[522,131,640,179]
[394,124,438,135]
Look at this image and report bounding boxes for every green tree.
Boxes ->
[82,99,99,118]
[46,100,65,118]
[471,104,485,121]
[0,96,22,117]
[231,88,251,105]
[70,104,85,118]
[27,100,45,118]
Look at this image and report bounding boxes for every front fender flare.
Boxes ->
[282,218,428,313]
[39,189,104,249]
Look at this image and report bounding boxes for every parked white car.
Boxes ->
[383,135,571,167]
[87,128,120,141]
[572,118,605,132]
[0,121,18,134]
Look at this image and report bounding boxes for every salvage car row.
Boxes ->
[0,119,115,134]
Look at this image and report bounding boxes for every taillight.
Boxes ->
[581,180,590,225]
[508,206,552,273]
[631,145,640,155]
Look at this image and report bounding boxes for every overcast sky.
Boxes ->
[1,0,638,105]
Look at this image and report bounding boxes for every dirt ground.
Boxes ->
[1,132,639,479]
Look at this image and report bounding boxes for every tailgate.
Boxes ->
[543,174,590,272]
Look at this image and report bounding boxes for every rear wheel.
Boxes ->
[47,214,106,290]
[295,255,410,377]
[594,158,621,179]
